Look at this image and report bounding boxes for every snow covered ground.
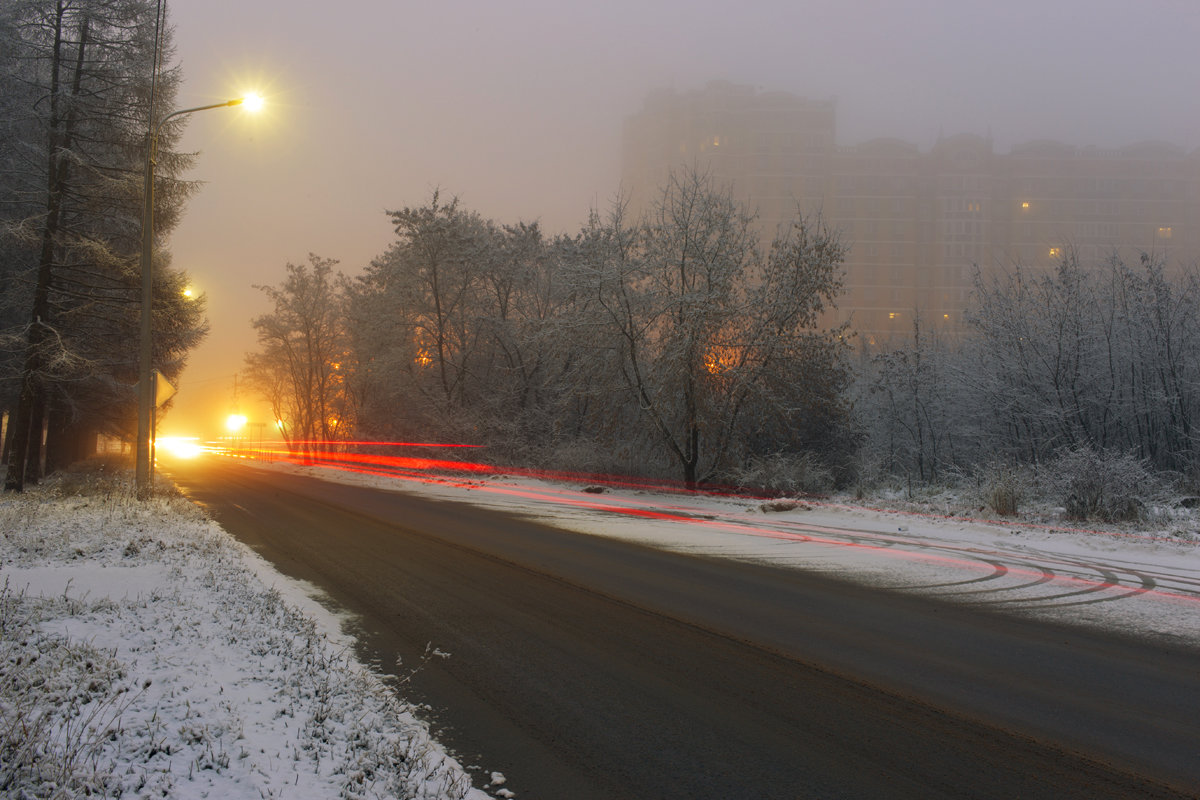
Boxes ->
[2,455,1198,798]
[0,466,495,800]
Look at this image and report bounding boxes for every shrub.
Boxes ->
[728,452,834,496]
[952,462,1029,517]
[986,467,1023,517]
[1048,447,1158,522]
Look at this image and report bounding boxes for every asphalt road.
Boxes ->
[167,457,1200,799]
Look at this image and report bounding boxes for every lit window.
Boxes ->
[888,312,898,320]
[713,135,721,147]
[1049,247,1062,258]
[1021,201,1030,210]
[1158,226,1173,238]
[943,313,950,320]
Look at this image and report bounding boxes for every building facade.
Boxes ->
[622,82,1200,338]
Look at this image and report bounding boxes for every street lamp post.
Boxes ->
[136,95,260,497]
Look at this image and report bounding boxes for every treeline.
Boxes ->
[248,170,855,488]
[862,252,1200,517]
[0,0,206,490]
[252,170,1200,511]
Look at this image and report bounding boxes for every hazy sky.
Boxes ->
[160,0,1200,437]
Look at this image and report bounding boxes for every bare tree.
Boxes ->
[587,168,851,487]
[248,255,348,454]
[862,313,960,482]
[384,191,490,412]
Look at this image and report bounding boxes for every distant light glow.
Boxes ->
[703,346,737,375]
[182,286,194,298]
[158,436,203,459]
[241,92,265,113]
[226,414,247,432]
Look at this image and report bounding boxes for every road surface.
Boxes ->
[167,456,1200,799]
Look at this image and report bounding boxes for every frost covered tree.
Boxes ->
[965,252,1200,471]
[348,192,552,444]
[247,255,349,454]
[862,314,961,482]
[383,191,490,414]
[469,221,593,453]
[857,249,1200,489]
[339,172,854,485]
[1,0,205,490]
[585,168,852,487]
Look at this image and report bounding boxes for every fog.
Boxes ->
[160,0,1200,436]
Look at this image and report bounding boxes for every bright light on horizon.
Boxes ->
[158,436,204,459]
[241,92,264,113]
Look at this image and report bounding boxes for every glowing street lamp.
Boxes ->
[136,94,262,497]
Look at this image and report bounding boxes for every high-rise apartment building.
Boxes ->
[622,82,1200,338]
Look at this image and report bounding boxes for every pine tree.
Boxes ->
[1,0,204,490]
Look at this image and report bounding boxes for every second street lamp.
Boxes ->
[135,94,262,497]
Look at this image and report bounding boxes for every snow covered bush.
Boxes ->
[1046,447,1160,522]
[728,451,835,496]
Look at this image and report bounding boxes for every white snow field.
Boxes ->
[2,455,1198,798]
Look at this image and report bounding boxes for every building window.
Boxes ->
[1021,201,1030,210]
[1049,247,1062,258]
[1158,226,1173,238]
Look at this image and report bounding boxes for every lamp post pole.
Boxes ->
[136,98,248,497]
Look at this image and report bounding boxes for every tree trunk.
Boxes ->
[3,382,34,492]
[4,8,82,492]
[25,394,47,483]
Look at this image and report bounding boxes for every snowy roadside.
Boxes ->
[0,465,496,800]
[2,455,1197,799]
